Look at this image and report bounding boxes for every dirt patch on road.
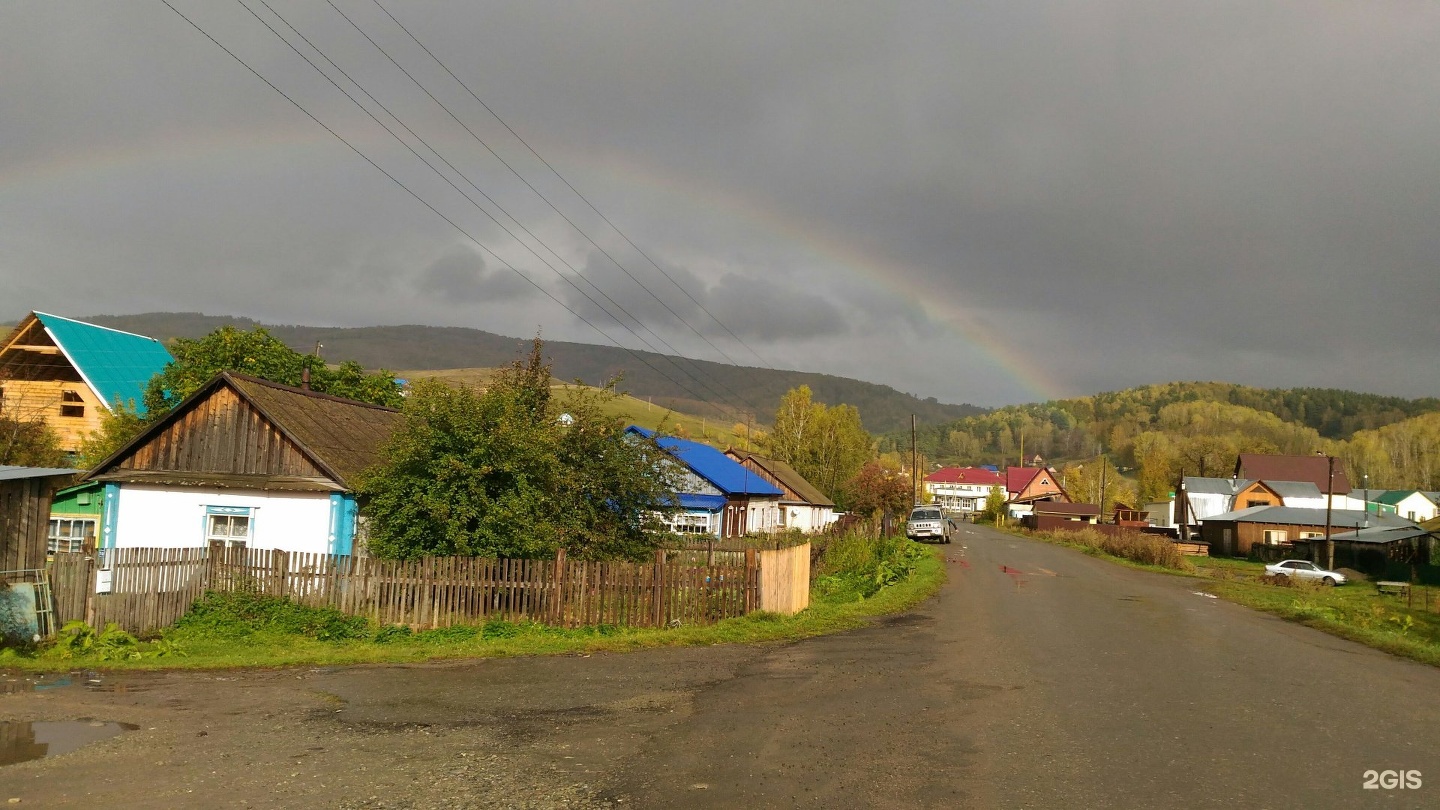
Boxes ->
[0,646,762,808]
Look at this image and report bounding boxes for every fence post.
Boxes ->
[272,550,289,598]
[745,547,758,613]
[652,549,666,627]
[552,548,567,625]
[207,540,225,592]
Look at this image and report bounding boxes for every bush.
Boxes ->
[415,624,482,643]
[175,591,370,641]
[812,532,927,603]
[1031,528,1193,572]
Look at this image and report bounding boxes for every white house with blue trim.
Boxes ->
[626,426,784,537]
[84,372,399,557]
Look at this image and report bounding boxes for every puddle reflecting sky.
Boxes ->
[0,720,138,766]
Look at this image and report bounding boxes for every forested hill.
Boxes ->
[888,381,1440,500]
[81,312,985,434]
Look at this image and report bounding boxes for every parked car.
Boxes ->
[906,506,956,544]
[1265,559,1347,586]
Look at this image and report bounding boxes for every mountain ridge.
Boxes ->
[77,312,987,434]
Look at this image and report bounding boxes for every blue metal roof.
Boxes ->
[627,426,783,497]
[678,493,727,511]
[35,313,173,414]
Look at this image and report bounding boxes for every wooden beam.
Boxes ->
[3,345,62,354]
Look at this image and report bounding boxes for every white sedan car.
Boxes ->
[1264,559,1347,586]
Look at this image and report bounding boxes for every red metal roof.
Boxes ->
[1006,466,1044,494]
[925,467,1004,486]
[1235,454,1351,494]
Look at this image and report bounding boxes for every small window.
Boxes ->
[60,390,85,418]
[207,514,251,547]
[1299,531,1324,540]
[1263,529,1288,546]
[1246,500,1269,508]
[48,518,97,555]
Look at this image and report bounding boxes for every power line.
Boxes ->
[241,0,759,419]
[350,0,775,371]
[159,0,743,420]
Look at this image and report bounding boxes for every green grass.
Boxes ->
[0,541,945,672]
[1006,526,1440,667]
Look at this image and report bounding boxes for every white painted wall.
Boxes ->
[780,504,837,534]
[112,484,336,555]
[1388,492,1438,522]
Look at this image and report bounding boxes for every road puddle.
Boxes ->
[0,671,151,695]
[0,720,138,766]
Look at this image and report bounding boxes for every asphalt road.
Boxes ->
[3,526,1438,808]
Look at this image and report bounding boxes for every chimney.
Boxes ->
[301,364,311,391]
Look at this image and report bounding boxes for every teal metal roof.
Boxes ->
[35,312,173,415]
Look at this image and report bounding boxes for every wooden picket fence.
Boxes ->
[47,541,808,635]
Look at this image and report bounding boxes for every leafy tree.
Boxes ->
[0,414,64,467]
[143,326,402,416]
[77,401,146,469]
[842,460,911,526]
[1057,456,1137,513]
[980,485,1008,524]
[766,385,873,505]
[358,340,679,560]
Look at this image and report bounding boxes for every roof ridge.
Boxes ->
[222,371,401,413]
[35,312,165,344]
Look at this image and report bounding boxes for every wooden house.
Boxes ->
[725,449,837,533]
[0,313,173,453]
[627,427,783,537]
[0,466,79,571]
[1199,505,1414,557]
[84,372,401,556]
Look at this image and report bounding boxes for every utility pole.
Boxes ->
[911,414,919,506]
[1098,449,1108,517]
[1322,455,1335,568]
[1178,470,1190,544]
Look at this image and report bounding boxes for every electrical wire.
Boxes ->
[159,0,745,420]
[242,0,760,419]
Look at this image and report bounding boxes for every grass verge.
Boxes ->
[1007,525,1440,667]
[0,540,945,672]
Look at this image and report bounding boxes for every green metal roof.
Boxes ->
[1375,489,1432,506]
[34,312,173,415]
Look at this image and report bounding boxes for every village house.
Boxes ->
[626,427,783,538]
[1234,453,1351,505]
[1370,490,1438,523]
[0,312,173,454]
[923,466,1004,515]
[1004,466,1068,519]
[84,372,401,556]
[1023,501,1100,530]
[1199,505,1414,557]
[724,449,837,534]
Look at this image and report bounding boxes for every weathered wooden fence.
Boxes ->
[48,541,811,635]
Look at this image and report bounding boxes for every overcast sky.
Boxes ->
[3,1,1438,407]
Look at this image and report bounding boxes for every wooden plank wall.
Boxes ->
[758,544,811,615]
[0,479,53,572]
[46,542,801,635]
[112,385,323,479]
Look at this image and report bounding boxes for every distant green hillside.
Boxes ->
[890,381,1440,501]
[83,313,986,434]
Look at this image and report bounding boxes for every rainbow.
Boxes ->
[3,128,1063,403]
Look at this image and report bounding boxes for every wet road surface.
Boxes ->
[2,525,1437,808]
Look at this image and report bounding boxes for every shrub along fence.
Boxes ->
[49,541,811,636]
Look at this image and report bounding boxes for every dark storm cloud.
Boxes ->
[2,1,1438,406]
[415,247,537,304]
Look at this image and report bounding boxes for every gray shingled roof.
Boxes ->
[1264,480,1323,500]
[1203,505,1415,529]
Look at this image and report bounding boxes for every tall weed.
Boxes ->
[1032,528,1193,571]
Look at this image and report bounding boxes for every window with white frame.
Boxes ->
[1263,529,1288,545]
[48,518,97,554]
[1299,531,1324,540]
[206,509,252,547]
[665,513,713,535]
